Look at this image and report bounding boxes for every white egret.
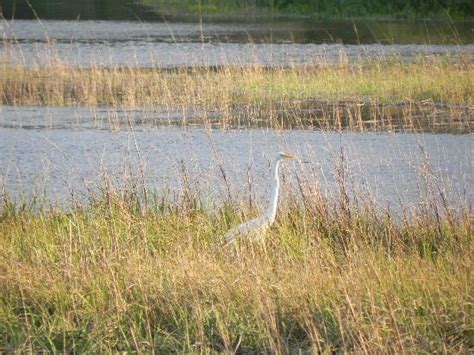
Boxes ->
[223,151,295,245]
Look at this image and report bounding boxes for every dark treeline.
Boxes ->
[1,0,155,20]
[1,0,473,19]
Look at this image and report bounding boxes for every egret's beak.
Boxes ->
[282,153,295,160]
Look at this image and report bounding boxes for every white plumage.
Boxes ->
[224,151,295,245]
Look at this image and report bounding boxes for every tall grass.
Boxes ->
[0,159,472,352]
[1,55,473,131]
[1,21,472,352]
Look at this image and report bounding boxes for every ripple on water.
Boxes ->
[0,110,472,212]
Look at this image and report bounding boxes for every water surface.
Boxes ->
[1,17,472,211]
[1,107,471,212]
[2,20,472,67]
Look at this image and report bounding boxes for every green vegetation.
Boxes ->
[1,174,472,352]
[143,0,474,19]
[1,55,473,131]
[3,57,472,107]
[2,0,473,20]
[0,14,472,351]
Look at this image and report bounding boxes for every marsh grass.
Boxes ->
[1,55,473,131]
[0,164,472,352]
[1,26,473,352]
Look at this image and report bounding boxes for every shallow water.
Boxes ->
[1,20,473,67]
[0,104,470,134]
[1,16,472,212]
[0,107,472,212]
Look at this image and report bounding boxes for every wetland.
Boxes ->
[0,8,473,353]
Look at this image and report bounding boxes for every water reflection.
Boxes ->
[0,104,470,134]
[2,20,473,68]
[2,0,473,45]
[2,18,473,44]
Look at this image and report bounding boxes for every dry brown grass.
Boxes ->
[1,55,473,131]
[1,47,472,353]
[0,176,472,352]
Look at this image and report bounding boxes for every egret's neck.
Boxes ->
[264,158,281,223]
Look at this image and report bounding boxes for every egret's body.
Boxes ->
[224,152,294,245]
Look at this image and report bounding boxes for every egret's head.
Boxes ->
[277,151,295,160]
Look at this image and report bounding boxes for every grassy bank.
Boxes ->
[1,0,473,21]
[142,0,474,20]
[1,56,473,131]
[0,181,472,352]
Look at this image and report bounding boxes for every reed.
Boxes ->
[0,163,472,352]
[1,55,472,131]
[1,31,472,352]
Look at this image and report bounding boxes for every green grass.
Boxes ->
[2,57,472,106]
[0,185,472,352]
[0,33,472,352]
[142,0,474,20]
